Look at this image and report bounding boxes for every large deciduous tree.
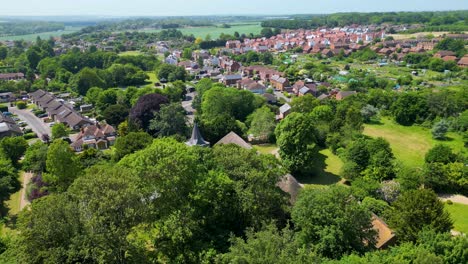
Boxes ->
[275,112,318,175]
[292,186,376,258]
[44,139,82,192]
[388,189,453,242]
[129,93,169,132]
[149,102,188,138]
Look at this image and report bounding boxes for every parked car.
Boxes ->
[48,122,55,127]
[2,112,12,116]
[38,113,48,118]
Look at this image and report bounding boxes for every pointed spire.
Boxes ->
[185,123,210,147]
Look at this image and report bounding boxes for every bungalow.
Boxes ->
[0,92,14,103]
[237,79,266,94]
[0,72,25,81]
[434,50,456,59]
[0,113,23,138]
[70,124,116,152]
[458,56,468,68]
[30,89,93,129]
[220,74,242,86]
[336,90,357,100]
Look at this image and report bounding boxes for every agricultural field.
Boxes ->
[364,117,465,168]
[0,26,82,41]
[389,31,457,40]
[445,202,468,234]
[140,23,262,39]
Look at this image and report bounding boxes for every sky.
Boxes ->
[0,0,467,16]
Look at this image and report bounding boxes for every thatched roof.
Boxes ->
[277,174,303,203]
[215,131,252,149]
[372,214,396,249]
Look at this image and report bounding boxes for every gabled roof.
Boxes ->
[215,131,252,149]
[372,214,396,249]
[279,103,291,114]
[277,174,303,203]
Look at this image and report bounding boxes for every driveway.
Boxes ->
[9,107,51,137]
[182,92,196,125]
[274,91,291,103]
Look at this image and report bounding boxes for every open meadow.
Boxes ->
[364,117,465,168]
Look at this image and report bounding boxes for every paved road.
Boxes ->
[9,107,51,137]
[182,92,196,125]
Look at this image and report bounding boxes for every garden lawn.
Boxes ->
[253,144,278,155]
[301,149,343,186]
[364,118,465,168]
[445,202,468,234]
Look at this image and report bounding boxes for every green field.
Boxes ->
[118,50,144,56]
[445,202,468,234]
[140,23,262,39]
[364,118,465,168]
[0,26,82,41]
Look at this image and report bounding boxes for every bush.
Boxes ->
[16,101,27,109]
[23,132,37,140]
[446,200,453,205]
[0,104,8,113]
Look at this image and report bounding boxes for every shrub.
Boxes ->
[446,200,453,205]
[23,132,37,140]
[16,101,27,109]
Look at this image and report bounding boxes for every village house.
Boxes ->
[270,75,290,91]
[30,89,93,129]
[458,56,468,68]
[0,113,23,138]
[70,124,116,152]
[219,57,241,73]
[0,92,14,103]
[237,79,266,94]
[0,73,25,81]
[335,90,357,100]
[278,103,291,120]
[220,74,242,86]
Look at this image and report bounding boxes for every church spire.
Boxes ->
[185,123,209,147]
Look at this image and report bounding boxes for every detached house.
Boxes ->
[270,75,290,91]
[71,124,116,152]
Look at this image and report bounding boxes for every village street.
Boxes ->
[9,106,51,137]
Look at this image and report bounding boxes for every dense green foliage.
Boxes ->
[261,11,468,30]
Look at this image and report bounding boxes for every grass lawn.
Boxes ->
[364,118,465,168]
[139,23,262,39]
[253,144,278,155]
[0,26,82,41]
[300,149,343,186]
[5,173,24,216]
[118,50,144,56]
[445,202,468,234]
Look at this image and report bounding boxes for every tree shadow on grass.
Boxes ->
[295,151,341,185]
